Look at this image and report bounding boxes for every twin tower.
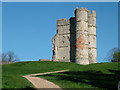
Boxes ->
[52,8,97,65]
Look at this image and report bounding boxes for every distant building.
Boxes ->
[52,8,97,65]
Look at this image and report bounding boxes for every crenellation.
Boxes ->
[57,18,70,26]
[91,10,96,16]
[75,8,89,12]
[52,7,97,65]
[88,10,96,17]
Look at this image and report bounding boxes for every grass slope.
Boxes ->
[2,61,119,89]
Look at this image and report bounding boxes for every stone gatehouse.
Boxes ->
[52,8,97,65]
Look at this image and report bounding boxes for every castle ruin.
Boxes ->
[52,8,97,65]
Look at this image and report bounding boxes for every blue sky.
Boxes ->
[2,0,119,2]
[0,2,1,55]
[2,2,118,62]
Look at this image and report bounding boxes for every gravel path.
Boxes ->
[22,69,69,88]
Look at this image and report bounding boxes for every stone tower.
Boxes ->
[52,8,97,65]
[75,8,89,65]
[88,10,97,64]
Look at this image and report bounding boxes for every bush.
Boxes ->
[111,51,120,62]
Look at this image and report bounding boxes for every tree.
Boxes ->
[1,51,20,63]
[111,51,120,62]
[2,53,7,62]
[106,48,120,62]
[7,51,15,62]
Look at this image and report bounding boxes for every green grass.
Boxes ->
[2,61,77,89]
[2,61,120,89]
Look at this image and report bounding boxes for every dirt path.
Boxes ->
[22,69,69,88]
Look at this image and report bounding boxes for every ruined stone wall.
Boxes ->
[52,19,70,62]
[52,8,97,65]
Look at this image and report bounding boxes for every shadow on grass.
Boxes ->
[22,86,37,90]
[2,86,37,90]
[38,70,120,89]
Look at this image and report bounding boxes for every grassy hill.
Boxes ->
[2,61,120,89]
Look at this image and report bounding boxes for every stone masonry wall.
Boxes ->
[52,8,97,65]
[52,19,70,62]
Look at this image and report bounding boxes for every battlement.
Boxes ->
[75,8,89,12]
[57,18,66,21]
[75,8,96,17]
[88,10,96,17]
[57,18,70,26]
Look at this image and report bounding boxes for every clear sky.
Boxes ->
[2,0,119,2]
[2,2,118,62]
